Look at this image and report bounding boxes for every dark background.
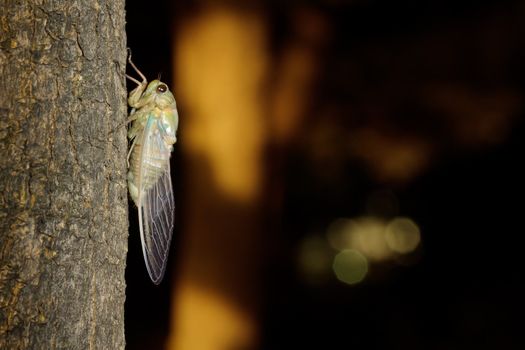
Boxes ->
[125,0,525,349]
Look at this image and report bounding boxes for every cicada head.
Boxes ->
[144,79,177,108]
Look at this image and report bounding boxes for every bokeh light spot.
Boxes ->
[385,217,421,254]
[327,217,393,261]
[350,217,391,261]
[332,249,368,285]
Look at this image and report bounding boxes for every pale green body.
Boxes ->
[127,79,179,204]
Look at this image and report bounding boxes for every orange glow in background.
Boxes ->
[168,7,267,350]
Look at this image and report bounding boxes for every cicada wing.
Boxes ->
[137,117,175,284]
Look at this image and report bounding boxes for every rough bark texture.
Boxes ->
[0,1,128,349]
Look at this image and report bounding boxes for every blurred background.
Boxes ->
[125,0,525,349]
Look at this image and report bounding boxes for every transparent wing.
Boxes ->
[137,117,175,284]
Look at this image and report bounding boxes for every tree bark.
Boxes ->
[0,1,128,349]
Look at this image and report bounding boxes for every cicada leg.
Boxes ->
[126,50,147,86]
[127,136,140,168]
[126,50,150,108]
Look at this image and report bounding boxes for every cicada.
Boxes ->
[125,55,178,284]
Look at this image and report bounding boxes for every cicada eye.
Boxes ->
[157,84,168,93]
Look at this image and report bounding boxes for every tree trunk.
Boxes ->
[0,1,128,349]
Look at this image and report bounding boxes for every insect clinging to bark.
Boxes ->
[125,54,178,284]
